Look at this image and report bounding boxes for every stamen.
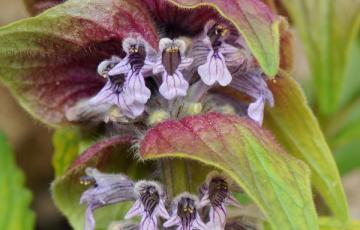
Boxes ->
[177,196,197,226]
[128,43,147,72]
[80,175,96,186]
[207,23,229,50]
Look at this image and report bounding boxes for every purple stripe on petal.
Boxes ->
[159,71,189,100]
[163,215,181,228]
[125,72,151,104]
[125,199,144,219]
[157,200,170,219]
[198,51,232,87]
[194,214,208,230]
[89,81,116,106]
[108,59,132,76]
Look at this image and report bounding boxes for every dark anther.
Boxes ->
[207,23,229,51]
[128,44,146,72]
[177,197,197,226]
[79,175,96,186]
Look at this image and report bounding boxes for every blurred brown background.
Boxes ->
[0,1,358,230]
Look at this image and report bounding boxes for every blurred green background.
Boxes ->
[0,0,359,229]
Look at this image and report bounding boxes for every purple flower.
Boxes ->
[79,168,136,230]
[90,35,155,119]
[199,172,241,230]
[190,21,273,125]
[195,21,248,87]
[125,180,170,230]
[230,69,274,125]
[154,38,193,100]
[163,193,207,230]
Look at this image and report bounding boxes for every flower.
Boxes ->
[195,21,248,87]
[154,38,193,100]
[90,36,155,119]
[229,69,274,125]
[163,193,207,230]
[125,181,170,230]
[79,168,136,230]
[199,172,241,230]
[190,21,274,125]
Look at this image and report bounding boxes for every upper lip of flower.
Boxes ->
[163,192,207,230]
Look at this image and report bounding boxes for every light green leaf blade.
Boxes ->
[319,217,360,230]
[281,0,360,115]
[263,72,349,223]
[0,132,35,230]
[334,140,360,175]
[332,118,360,149]
[52,127,81,178]
[140,113,318,230]
[339,34,360,109]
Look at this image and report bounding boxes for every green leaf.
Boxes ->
[263,72,349,223]
[331,118,360,149]
[172,0,280,76]
[319,217,360,230]
[52,135,151,230]
[339,34,360,109]
[0,132,35,230]
[334,140,360,175]
[140,113,318,230]
[281,0,360,115]
[52,127,81,178]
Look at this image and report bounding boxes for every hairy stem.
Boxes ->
[161,159,190,199]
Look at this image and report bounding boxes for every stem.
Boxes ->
[161,159,190,199]
[189,81,210,102]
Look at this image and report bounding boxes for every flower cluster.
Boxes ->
[89,20,273,125]
[80,169,250,230]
